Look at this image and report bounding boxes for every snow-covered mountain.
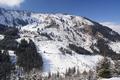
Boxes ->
[0,8,120,79]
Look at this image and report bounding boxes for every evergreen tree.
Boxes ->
[0,50,13,80]
[16,39,43,72]
[97,57,111,78]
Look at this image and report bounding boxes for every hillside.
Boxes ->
[0,8,120,80]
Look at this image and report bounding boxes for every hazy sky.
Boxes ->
[0,0,120,23]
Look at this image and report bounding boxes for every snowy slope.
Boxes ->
[0,8,120,76]
[16,13,104,75]
[34,40,103,75]
[101,77,120,80]
[17,13,119,75]
[0,34,4,40]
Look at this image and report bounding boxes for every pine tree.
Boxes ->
[97,57,111,78]
[16,39,43,72]
[0,50,13,80]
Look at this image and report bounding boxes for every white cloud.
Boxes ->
[0,0,24,7]
[101,22,120,34]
